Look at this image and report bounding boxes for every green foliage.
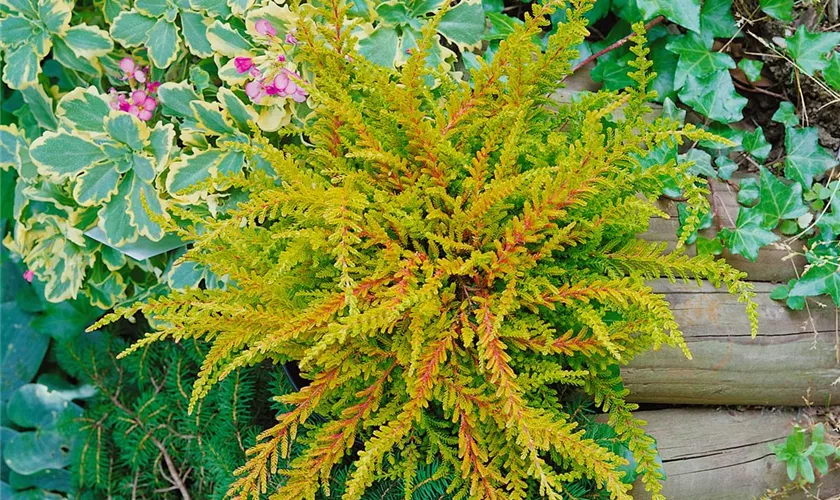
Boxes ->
[771,424,840,484]
[0,0,112,89]
[92,3,757,499]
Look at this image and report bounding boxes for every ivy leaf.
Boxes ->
[784,126,837,189]
[591,52,635,90]
[635,0,701,32]
[680,149,716,177]
[755,167,808,229]
[719,207,780,261]
[738,58,764,82]
[678,70,747,123]
[715,155,738,180]
[649,37,679,101]
[790,263,840,306]
[741,127,771,163]
[759,0,794,21]
[667,32,735,89]
[786,26,840,76]
[700,0,737,38]
[824,56,840,91]
[772,101,799,127]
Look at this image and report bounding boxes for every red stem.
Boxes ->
[567,16,666,76]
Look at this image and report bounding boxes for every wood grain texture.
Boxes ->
[631,408,840,500]
[623,279,840,406]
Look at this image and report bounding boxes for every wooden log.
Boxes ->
[631,408,840,500]
[624,279,840,406]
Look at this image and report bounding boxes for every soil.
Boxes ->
[731,0,840,153]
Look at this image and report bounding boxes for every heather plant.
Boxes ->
[91,1,758,499]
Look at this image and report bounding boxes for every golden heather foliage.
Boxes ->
[91,2,758,499]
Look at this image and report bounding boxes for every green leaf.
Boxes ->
[61,24,113,59]
[649,37,678,102]
[358,26,400,67]
[635,0,701,32]
[106,112,148,151]
[191,101,236,136]
[680,149,716,177]
[0,303,48,400]
[786,26,840,76]
[0,16,36,46]
[3,430,75,475]
[30,132,105,179]
[72,161,121,206]
[759,0,793,21]
[715,155,738,180]
[772,101,798,127]
[180,11,213,57]
[217,88,258,131]
[157,81,201,118]
[147,122,177,170]
[825,56,840,91]
[799,457,815,483]
[38,0,72,33]
[696,236,723,256]
[30,297,102,342]
[592,52,635,91]
[97,177,137,246]
[126,173,165,241]
[206,19,252,57]
[55,87,110,133]
[438,0,484,49]
[147,18,180,68]
[109,10,156,46]
[131,153,155,182]
[667,33,735,89]
[738,58,764,82]
[135,0,168,16]
[785,126,837,189]
[19,85,57,131]
[770,283,790,300]
[700,0,737,38]
[755,167,808,229]
[166,149,222,195]
[719,207,779,261]
[6,384,82,429]
[1,44,40,89]
[678,70,747,123]
[8,468,72,493]
[789,263,840,306]
[742,127,771,163]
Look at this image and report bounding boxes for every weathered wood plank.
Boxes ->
[624,279,840,406]
[631,408,840,500]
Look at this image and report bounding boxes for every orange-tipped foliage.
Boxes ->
[91,2,757,499]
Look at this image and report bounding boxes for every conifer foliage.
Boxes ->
[92,1,758,498]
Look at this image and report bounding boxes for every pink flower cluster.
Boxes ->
[109,57,161,121]
[237,20,307,105]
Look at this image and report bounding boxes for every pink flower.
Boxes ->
[128,90,157,121]
[254,19,276,37]
[285,32,298,45]
[249,66,262,78]
[245,80,266,103]
[119,57,135,74]
[119,57,147,82]
[277,54,286,62]
[147,81,161,94]
[234,57,254,74]
[23,270,34,283]
[272,69,308,102]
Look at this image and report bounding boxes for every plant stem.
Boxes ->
[568,16,666,75]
